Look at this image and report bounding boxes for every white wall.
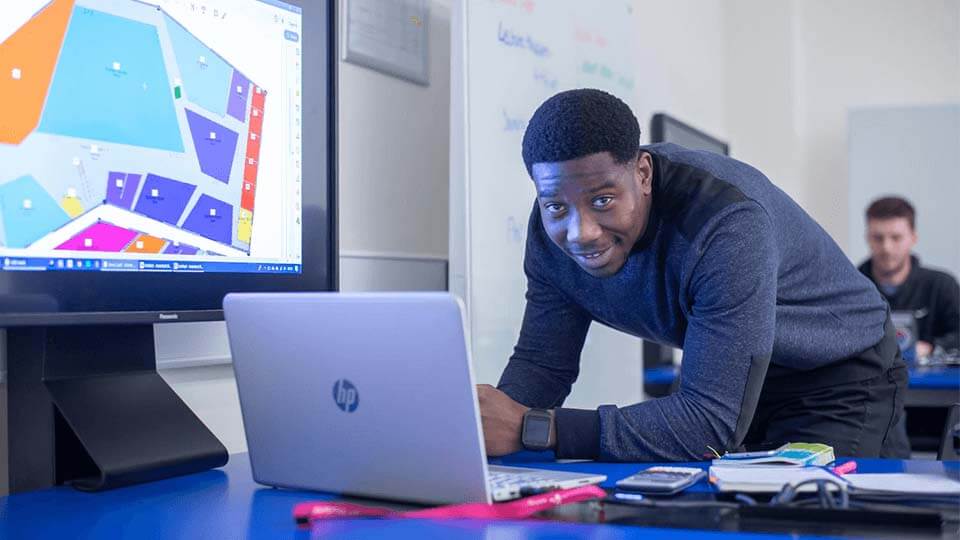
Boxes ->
[338,1,451,259]
[723,0,805,202]
[725,0,960,250]
[633,0,728,142]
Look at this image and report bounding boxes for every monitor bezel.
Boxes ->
[650,112,730,155]
[0,0,337,327]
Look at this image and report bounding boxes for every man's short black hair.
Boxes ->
[866,196,915,230]
[522,88,640,177]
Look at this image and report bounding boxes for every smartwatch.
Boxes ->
[521,408,553,451]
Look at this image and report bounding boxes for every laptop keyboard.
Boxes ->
[487,467,595,501]
[488,470,557,489]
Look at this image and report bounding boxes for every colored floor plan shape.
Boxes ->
[38,4,184,152]
[57,221,138,251]
[133,173,196,226]
[185,109,239,184]
[56,219,219,256]
[0,0,74,145]
[182,194,233,245]
[0,0,267,256]
[0,174,70,248]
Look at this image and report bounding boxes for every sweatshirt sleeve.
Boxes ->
[554,203,778,461]
[497,221,592,409]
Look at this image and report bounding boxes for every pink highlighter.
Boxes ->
[831,461,857,475]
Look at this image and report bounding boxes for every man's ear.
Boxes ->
[636,152,653,196]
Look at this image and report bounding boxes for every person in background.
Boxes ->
[859,196,960,358]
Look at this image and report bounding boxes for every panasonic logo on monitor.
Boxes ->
[333,379,359,413]
[158,313,180,321]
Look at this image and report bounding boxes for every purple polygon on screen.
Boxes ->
[185,109,239,184]
[227,70,252,122]
[182,194,233,245]
[133,173,196,225]
[105,172,142,209]
[164,242,199,255]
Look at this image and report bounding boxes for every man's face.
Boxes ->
[866,217,916,276]
[531,151,652,278]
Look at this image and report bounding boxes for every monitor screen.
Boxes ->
[0,0,334,324]
[650,113,729,156]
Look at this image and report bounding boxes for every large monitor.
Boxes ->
[1,0,335,493]
[650,112,729,156]
[0,0,335,324]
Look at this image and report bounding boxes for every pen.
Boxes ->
[831,461,857,475]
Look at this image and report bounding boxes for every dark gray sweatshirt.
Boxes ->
[498,143,890,461]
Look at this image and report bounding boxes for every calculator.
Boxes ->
[614,466,706,495]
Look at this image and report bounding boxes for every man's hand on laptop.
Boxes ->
[477,384,528,455]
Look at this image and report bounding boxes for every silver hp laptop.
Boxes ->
[224,292,605,505]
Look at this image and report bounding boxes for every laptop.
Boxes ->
[224,292,606,505]
[890,310,917,356]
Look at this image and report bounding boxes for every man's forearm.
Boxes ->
[498,357,574,409]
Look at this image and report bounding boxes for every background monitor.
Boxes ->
[650,112,729,156]
[0,0,336,326]
[1,0,335,494]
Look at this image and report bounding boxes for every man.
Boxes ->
[859,196,960,358]
[477,89,909,461]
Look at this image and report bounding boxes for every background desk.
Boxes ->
[904,366,960,451]
[906,366,960,407]
[645,365,960,451]
[1,453,957,539]
[644,365,960,405]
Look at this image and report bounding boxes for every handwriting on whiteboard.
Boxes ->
[507,216,525,244]
[497,22,550,57]
[582,61,634,90]
[532,68,558,90]
[502,109,528,132]
[574,26,608,48]
[497,0,536,14]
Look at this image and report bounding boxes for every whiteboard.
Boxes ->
[847,104,960,279]
[451,0,644,408]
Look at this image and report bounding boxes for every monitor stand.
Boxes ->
[6,324,228,493]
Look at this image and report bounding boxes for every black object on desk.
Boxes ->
[547,495,949,539]
[7,325,228,492]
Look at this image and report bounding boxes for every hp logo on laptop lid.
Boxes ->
[333,379,359,412]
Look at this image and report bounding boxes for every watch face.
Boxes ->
[523,412,551,449]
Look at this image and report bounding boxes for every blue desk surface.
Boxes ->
[2,453,957,539]
[645,365,960,390]
[909,365,960,390]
